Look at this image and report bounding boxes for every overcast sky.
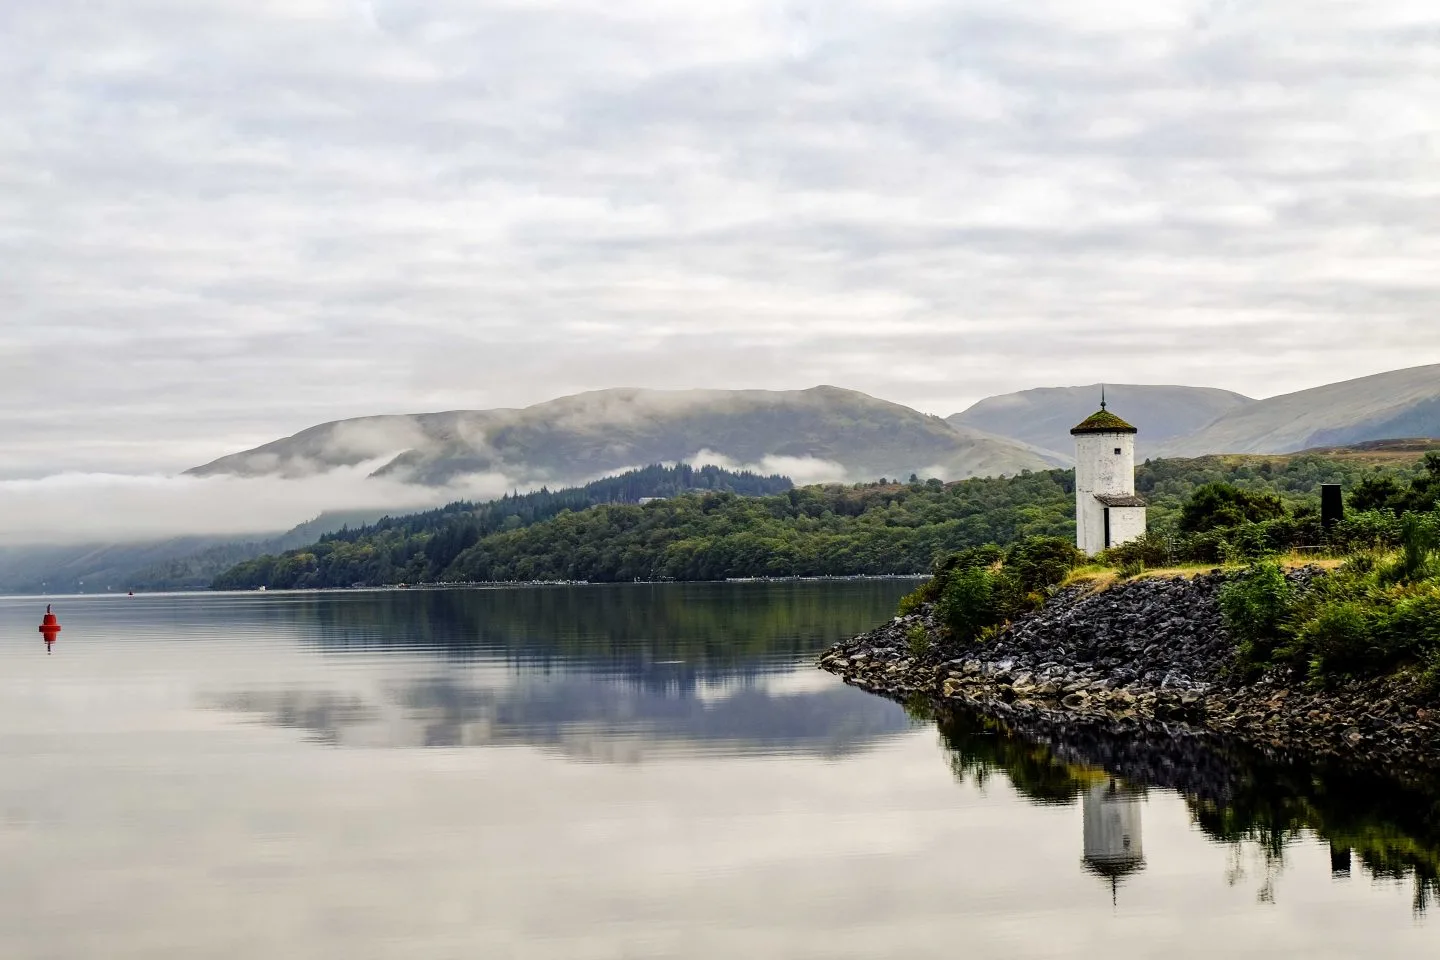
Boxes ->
[5,0,1440,478]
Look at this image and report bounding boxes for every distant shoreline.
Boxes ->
[5,574,928,600]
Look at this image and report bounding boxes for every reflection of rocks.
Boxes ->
[1082,779,1145,887]
[207,668,910,760]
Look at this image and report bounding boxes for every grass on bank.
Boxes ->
[1061,553,1348,591]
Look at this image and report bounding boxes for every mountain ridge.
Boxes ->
[188,385,1064,486]
[948,383,1253,460]
[186,366,1440,491]
[1158,364,1440,457]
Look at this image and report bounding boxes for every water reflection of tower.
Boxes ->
[1082,778,1146,900]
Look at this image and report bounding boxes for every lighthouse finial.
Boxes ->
[1101,384,1107,411]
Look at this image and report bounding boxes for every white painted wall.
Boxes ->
[1074,431,1144,554]
[1109,506,1148,547]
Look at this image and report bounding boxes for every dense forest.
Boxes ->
[213,452,1427,590]
[215,463,791,588]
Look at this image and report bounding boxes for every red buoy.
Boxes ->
[39,604,61,654]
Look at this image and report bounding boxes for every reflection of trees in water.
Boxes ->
[262,580,913,670]
[907,697,1112,805]
[927,703,1440,912]
[203,582,915,760]
[1186,772,1440,915]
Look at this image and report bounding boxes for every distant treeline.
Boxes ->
[213,453,1426,590]
[213,464,792,588]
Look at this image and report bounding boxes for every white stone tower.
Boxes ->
[1071,391,1147,556]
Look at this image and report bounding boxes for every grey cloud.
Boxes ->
[3,0,1440,478]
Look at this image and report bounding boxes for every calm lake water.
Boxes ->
[1,582,1437,958]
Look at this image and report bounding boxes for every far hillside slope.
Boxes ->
[1158,364,1440,457]
[188,386,1062,486]
[949,383,1252,459]
[0,508,392,595]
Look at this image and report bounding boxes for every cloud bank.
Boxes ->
[686,449,849,486]
[0,466,508,545]
[3,0,1440,478]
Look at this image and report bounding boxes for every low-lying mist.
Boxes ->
[0,462,519,546]
[684,451,848,486]
[0,449,849,547]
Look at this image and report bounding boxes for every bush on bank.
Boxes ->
[898,536,1084,643]
[1220,513,1440,686]
[905,459,1440,686]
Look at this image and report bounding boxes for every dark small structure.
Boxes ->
[1321,484,1344,530]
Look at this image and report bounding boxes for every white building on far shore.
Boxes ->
[1071,396,1147,555]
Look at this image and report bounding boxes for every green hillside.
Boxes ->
[213,451,1434,590]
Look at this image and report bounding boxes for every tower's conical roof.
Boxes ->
[1071,409,1138,435]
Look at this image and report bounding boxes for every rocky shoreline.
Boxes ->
[819,570,1440,779]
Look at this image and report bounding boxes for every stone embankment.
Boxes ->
[820,570,1440,777]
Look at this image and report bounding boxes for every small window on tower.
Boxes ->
[1114,447,1122,455]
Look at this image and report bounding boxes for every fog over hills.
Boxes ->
[948,384,1253,460]
[1158,365,1440,457]
[188,386,1063,486]
[0,509,390,595]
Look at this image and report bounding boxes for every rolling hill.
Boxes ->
[1157,364,1440,457]
[948,384,1253,460]
[187,386,1063,486]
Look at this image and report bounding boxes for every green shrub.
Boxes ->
[1227,522,1277,561]
[899,543,1006,614]
[1180,483,1288,534]
[906,623,933,658]
[903,537,1081,643]
[1382,587,1440,654]
[1118,557,1146,580]
[1392,513,1440,583]
[1328,510,1402,554]
[1261,557,1440,684]
[936,566,999,644]
[1099,532,1173,570]
[1220,560,1295,671]
[897,588,927,616]
[1181,529,1231,565]
[1215,521,1440,686]
[1344,551,1380,576]
[1296,600,1382,683]
[1005,536,1084,593]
